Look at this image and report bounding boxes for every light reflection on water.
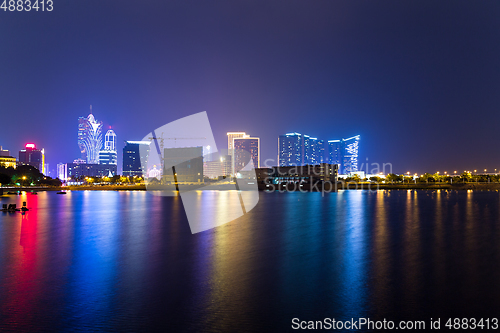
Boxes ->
[0,190,500,331]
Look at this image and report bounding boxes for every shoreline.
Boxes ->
[2,182,500,193]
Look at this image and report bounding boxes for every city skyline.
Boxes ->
[2,1,500,174]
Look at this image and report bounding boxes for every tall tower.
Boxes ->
[227,132,249,174]
[78,106,103,164]
[99,129,118,166]
[233,137,260,171]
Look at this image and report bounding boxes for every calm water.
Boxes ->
[1,190,500,332]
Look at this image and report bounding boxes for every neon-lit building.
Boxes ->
[278,133,303,166]
[341,135,360,174]
[19,143,45,174]
[304,135,324,165]
[278,133,324,166]
[99,129,118,166]
[78,108,103,164]
[57,163,67,181]
[227,132,249,174]
[233,137,260,171]
[327,136,360,174]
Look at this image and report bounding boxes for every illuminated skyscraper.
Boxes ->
[19,143,45,174]
[304,135,324,165]
[99,129,118,167]
[227,132,248,154]
[227,132,249,174]
[233,137,260,172]
[78,107,103,164]
[327,135,360,174]
[104,129,116,150]
[278,133,303,166]
[341,135,360,174]
[123,141,150,177]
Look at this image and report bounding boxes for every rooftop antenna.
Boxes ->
[90,105,92,114]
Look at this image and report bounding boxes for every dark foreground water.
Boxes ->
[1,190,500,332]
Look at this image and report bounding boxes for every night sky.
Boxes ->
[1,1,499,175]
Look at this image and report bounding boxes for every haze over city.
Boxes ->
[1,1,500,174]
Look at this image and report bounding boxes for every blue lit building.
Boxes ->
[327,136,360,174]
[278,133,303,166]
[123,141,150,177]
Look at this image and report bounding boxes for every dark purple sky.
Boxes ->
[1,1,500,175]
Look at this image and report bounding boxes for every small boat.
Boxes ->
[1,204,20,212]
[56,191,67,194]
[6,191,18,195]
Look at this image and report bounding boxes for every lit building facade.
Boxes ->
[279,133,360,173]
[304,136,324,165]
[204,155,232,179]
[99,129,118,166]
[123,141,150,177]
[341,135,360,174]
[233,137,260,172]
[278,133,303,166]
[0,156,16,169]
[18,143,45,174]
[66,163,117,179]
[57,163,67,181]
[326,136,360,174]
[78,110,103,164]
[227,132,249,174]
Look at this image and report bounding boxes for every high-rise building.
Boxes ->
[227,132,249,174]
[327,140,341,165]
[227,132,248,155]
[19,143,45,174]
[104,129,116,150]
[279,132,360,173]
[99,129,118,165]
[78,107,103,164]
[233,137,260,171]
[326,136,360,174]
[278,133,304,166]
[123,141,150,177]
[57,163,67,181]
[341,135,360,174]
[304,135,324,165]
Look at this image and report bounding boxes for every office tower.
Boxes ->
[123,141,150,177]
[327,140,341,165]
[104,129,116,150]
[227,132,249,174]
[227,132,248,155]
[233,137,260,171]
[326,136,360,174]
[304,136,324,165]
[162,146,203,183]
[19,143,45,174]
[278,133,303,166]
[78,107,103,164]
[99,129,118,166]
[341,135,360,174]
